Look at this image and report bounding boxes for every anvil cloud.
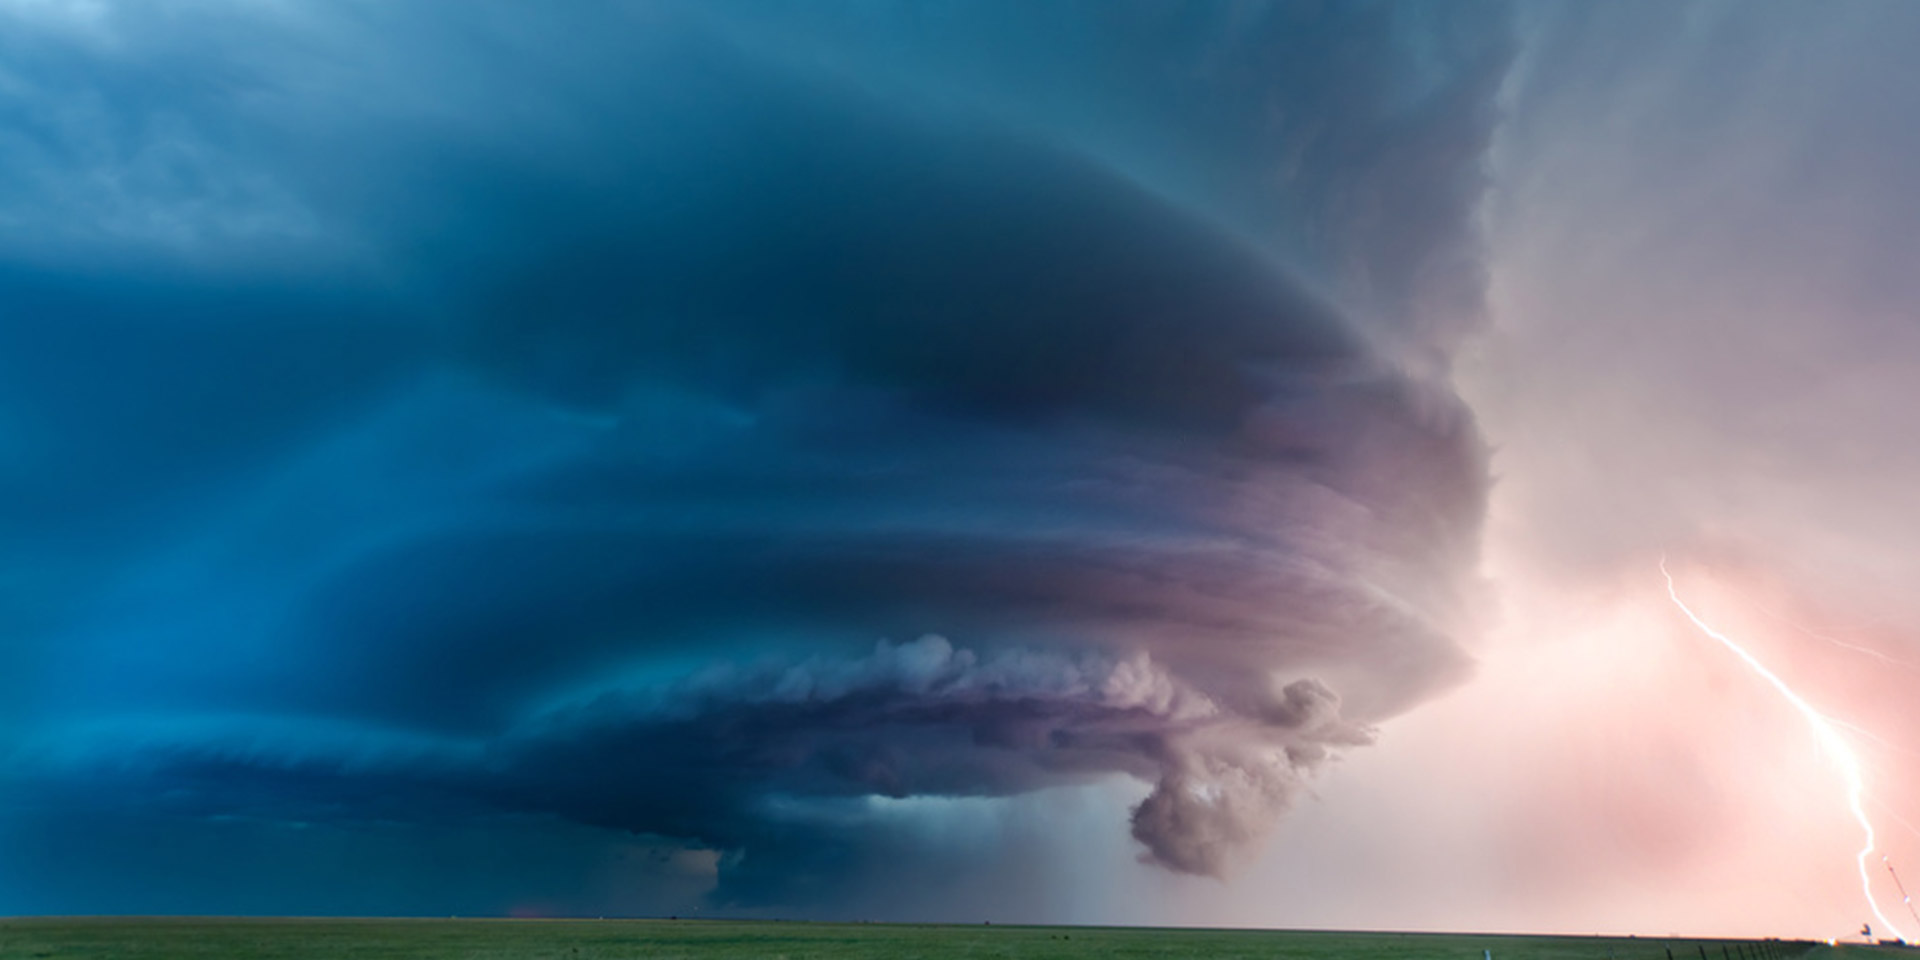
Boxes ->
[0,0,1506,916]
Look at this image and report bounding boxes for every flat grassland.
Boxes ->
[0,917,1890,960]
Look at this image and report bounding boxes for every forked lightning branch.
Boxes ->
[1661,558,1910,943]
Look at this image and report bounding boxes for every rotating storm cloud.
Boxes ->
[0,0,1500,915]
[7,0,1919,936]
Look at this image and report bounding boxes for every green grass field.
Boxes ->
[0,918,1898,960]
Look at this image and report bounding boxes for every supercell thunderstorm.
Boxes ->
[0,1,1509,911]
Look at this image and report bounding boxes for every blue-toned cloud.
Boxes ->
[0,0,1507,915]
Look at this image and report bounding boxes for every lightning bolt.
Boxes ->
[1751,603,1919,673]
[1660,557,1908,943]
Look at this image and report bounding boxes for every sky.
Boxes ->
[1,0,1917,941]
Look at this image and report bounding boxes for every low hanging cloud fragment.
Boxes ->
[0,0,1508,911]
[512,636,1374,879]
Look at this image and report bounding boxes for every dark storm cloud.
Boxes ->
[25,636,1365,902]
[0,0,1508,914]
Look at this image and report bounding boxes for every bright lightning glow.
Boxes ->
[1660,557,1908,943]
